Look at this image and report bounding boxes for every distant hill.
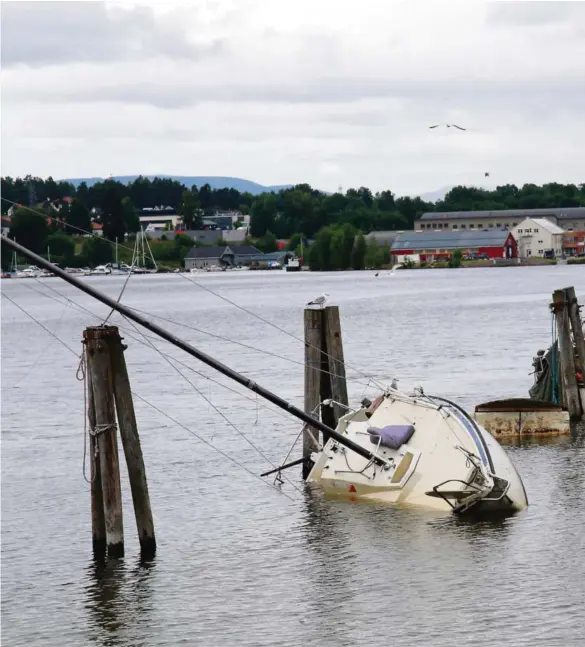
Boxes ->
[417,186,452,203]
[63,175,293,195]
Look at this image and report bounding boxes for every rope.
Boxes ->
[89,423,118,437]
[76,349,94,484]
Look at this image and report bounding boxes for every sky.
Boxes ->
[1,0,585,196]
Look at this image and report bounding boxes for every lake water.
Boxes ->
[2,266,585,647]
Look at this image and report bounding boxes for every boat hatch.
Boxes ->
[389,450,418,485]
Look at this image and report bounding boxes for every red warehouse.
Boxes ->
[391,229,518,262]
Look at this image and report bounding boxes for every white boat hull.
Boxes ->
[307,393,528,516]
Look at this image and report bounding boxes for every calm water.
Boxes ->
[2,266,585,647]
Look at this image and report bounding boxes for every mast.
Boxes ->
[3,237,384,466]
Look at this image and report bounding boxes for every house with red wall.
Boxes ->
[391,229,518,262]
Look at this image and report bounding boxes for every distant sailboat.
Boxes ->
[131,227,158,273]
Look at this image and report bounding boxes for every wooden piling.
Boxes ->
[109,332,156,558]
[84,326,124,558]
[552,289,582,420]
[323,306,349,430]
[303,308,324,478]
[565,286,585,415]
[87,369,107,558]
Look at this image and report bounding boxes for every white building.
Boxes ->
[511,218,565,258]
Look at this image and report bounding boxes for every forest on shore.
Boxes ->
[2,175,584,270]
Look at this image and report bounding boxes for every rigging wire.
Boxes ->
[103,244,137,324]
[124,304,375,386]
[176,272,387,389]
[23,278,303,424]
[118,312,303,495]
[18,280,303,493]
[1,196,386,389]
[18,278,307,485]
[1,291,297,502]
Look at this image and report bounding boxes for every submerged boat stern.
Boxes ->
[307,393,529,517]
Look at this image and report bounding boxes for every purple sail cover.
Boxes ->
[367,425,415,449]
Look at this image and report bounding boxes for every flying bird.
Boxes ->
[484,172,490,177]
[306,293,329,308]
[429,123,466,131]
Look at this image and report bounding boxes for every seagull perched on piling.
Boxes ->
[428,123,466,131]
[306,293,329,308]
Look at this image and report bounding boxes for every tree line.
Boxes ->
[2,175,583,271]
[4,176,583,236]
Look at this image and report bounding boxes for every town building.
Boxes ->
[563,231,585,257]
[416,207,585,232]
[247,251,294,269]
[184,245,262,270]
[367,231,409,248]
[511,218,565,258]
[391,229,517,263]
[139,214,181,231]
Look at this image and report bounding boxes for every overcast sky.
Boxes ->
[2,0,584,196]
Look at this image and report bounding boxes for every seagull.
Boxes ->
[306,293,329,308]
[429,123,466,131]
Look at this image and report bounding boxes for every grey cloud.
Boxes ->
[0,1,222,67]
[11,74,585,116]
[486,1,585,27]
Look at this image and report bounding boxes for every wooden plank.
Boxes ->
[303,308,324,478]
[109,332,156,558]
[323,306,349,436]
[552,290,582,420]
[84,326,124,558]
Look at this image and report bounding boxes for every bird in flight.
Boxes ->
[306,293,329,308]
[429,124,466,131]
[484,172,490,177]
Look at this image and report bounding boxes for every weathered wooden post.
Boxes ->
[303,308,324,478]
[303,305,350,478]
[84,326,124,558]
[565,286,585,416]
[108,331,156,558]
[323,306,349,429]
[87,369,107,558]
[552,289,582,420]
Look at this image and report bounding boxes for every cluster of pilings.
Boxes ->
[551,286,585,422]
[84,325,155,559]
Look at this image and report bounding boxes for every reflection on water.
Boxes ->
[84,558,156,647]
[2,268,585,646]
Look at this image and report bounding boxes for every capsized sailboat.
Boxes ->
[307,388,528,515]
[3,237,529,519]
